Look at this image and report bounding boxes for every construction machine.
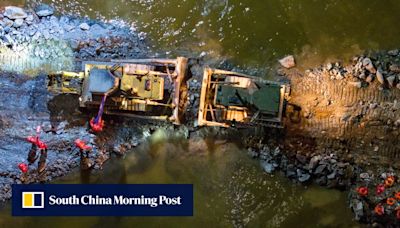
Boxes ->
[197,67,291,128]
[47,57,291,129]
[47,57,189,125]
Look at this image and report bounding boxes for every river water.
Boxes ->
[20,0,400,70]
[5,0,400,71]
[0,130,357,227]
[3,0,396,226]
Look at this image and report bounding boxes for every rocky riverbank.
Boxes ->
[0,4,148,74]
[265,50,400,226]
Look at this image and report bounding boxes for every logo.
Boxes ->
[13,184,193,216]
[22,192,44,209]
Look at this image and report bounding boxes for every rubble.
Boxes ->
[3,6,27,19]
[275,48,400,226]
[79,23,90,31]
[278,55,296,69]
[35,4,55,17]
[0,5,149,74]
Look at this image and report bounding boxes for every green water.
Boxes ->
[23,0,400,71]
[0,130,357,227]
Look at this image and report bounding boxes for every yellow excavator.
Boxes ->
[47,57,294,128]
[47,57,189,125]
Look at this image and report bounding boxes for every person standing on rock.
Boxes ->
[27,136,38,164]
[36,140,48,173]
[74,139,92,170]
[26,126,48,173]
[26,136,48,173]
[27,126,41,164]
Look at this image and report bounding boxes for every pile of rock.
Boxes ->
[0,5,148,74]
[321,53,400,90]
[251,145,356,188]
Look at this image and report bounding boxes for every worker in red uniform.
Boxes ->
[27,136,39,164]
[74,139,92,170]
[90,95,107,133]
[36,139,48,173]
[26,126,48,173]
[89,117,104,132]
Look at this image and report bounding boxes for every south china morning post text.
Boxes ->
[49,194,182,207]
[12,184,193,216]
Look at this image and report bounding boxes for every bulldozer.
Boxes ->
[47,57,189,125]
[197,67,291,128]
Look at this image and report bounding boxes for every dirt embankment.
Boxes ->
[249,51,400,226]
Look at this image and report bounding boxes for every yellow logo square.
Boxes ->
[22,192,44,209]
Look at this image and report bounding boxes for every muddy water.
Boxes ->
[0,130,357,227]
[16,0,400,71]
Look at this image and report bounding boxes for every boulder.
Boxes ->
[279,55,296,69]
[387,76,396,87]
[308,155,321,170]
[64,25,75,32]
[351,200,364,221]
[35,4,54,17]
[4,6,27,19]
[298,173,311,183]
[362,57,376,74]
[260,160,274,174]
[296,153,307,164]
[79,23,90,30]
[315,176,327,186]
[359,172,369,179]
[273,147,281,156]
[326,63,333,71]
[13,18,24,28]
[327,171,336,180]
[388,49,399,56]
[376,69,385,85]
[25,15,34,25]
[389,64,400,73]
[3,18,14,27]
[314,164,326,175]
[365,74,374,83]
